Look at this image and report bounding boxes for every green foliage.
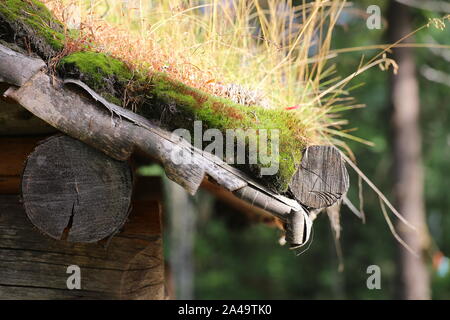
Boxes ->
[59,51,133,84]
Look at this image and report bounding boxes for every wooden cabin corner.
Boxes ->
[0,88,166,299]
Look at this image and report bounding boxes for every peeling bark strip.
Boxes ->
[285,208,312,248]
[22,135,133,243]
[290,146,349,209]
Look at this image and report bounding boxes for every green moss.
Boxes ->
[56,49,306,191]
[0,1,308,192]
[0,0,66,55]
[59,51,133,83]
[144,73,307,191]
[58,51,134,104]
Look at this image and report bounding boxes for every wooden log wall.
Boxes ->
[0,134,166,299]
[0,191,164,299]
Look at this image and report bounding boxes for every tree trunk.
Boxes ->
[3,69,332,247]
[388,1,430,300]
[164,178,196,299]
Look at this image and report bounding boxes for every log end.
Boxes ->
[21,135,133,243]
[290,145,349,209]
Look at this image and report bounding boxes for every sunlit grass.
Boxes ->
[42,0,370,146]
[41,0,449,149]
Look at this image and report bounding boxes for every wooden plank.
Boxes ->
[0,137,42,175]
[0,137,43,194]
[0,176,20,194]
[0,194,164,300]
[129,176,163,237]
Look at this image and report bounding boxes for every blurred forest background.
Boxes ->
[151,0,449,300]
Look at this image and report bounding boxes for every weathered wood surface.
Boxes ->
[0,137,42,194]
[0,43,348,212]
[290,146,349,209]
[203,179,310,247]
[284,209,312,248]
[233,186,294,220]
[0,83,56,136]
[21,135,133,243]
[3,72,300,216]
[2,71,314,247]
[61,78,348,211]
[0,191,164,300]
[0,44,45,86]
[201,178,278,222]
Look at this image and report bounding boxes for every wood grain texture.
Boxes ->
[0,83,56,137]
[290,145,349,209]
[0,137,43,193]
[21,135,133,243]
[0,194,164,300]
[0,44,45,86]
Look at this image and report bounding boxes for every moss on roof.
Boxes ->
[58,51,134,106]
[57,51,307,192]
[0,0,66,59]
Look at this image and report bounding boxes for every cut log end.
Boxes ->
[290,145,349,209]
[21,135,133,243]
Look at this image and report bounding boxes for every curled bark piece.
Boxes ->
[284,208,313,249]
